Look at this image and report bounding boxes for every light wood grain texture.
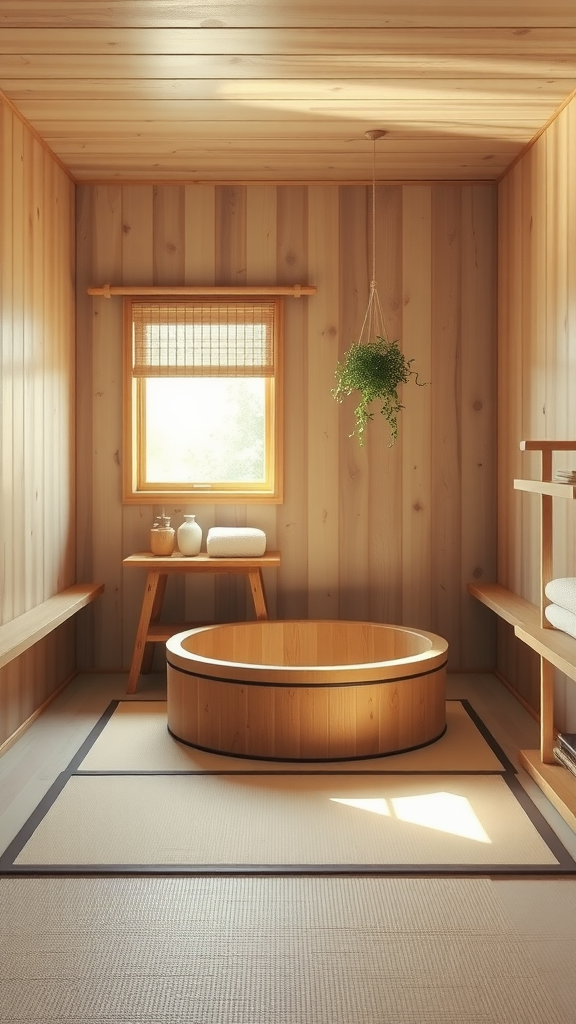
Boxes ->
[469,581,576,686]
[369,185,403,626]
[2,7,576,182]
[75,181,497,674]
[2,4,576,30]
[0,584,104,670]
[498,95,576,721]
[460,186,497,667]
[401,186,432,633]
[338,185,370,623]
[519,748,576,833]
[166,620,447,759]
[0,94,77,745]
[91,186,124,670]
[514,479,576,498]
[307,186,340,620]
[431,187,462,666]
[123,553,281,692]
[275,186,309,620]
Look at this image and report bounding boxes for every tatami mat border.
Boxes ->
[1,698,574,877]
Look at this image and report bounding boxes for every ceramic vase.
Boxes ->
[178,514,202,556]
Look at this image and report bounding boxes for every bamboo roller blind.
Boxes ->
[131,300,277,377]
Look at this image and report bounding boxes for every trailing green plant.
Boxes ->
[332,336,425,446]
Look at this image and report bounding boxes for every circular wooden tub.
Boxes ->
[166,620,448,761]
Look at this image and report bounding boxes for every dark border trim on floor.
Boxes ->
[1,697,575,877]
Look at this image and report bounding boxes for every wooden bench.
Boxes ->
[468,581,576,684]
[0,582,104,670]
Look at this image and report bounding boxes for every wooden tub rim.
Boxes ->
[166,620,448,686]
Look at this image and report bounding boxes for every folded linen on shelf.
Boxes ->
[544,577,576,615]
[544,602,576,641]
[206,527,267,557]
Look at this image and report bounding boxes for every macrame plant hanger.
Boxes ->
[358,129,388,347]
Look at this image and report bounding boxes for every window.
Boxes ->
[123,296,283,503]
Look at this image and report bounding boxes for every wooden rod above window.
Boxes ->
[88,283,316,299]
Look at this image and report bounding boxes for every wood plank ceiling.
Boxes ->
[1,1,576,183]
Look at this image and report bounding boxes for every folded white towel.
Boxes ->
[544,577,576,616]
[206,527,267,557]
[544,602,576,641]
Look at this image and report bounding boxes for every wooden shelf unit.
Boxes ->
[469,440,576,833]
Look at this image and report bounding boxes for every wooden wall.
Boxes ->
[0,96,77,746]
[76,181,497,674]
[498,95,576,728]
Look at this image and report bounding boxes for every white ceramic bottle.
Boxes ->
[177,514,202,556]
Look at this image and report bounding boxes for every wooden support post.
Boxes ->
[540,656,555,764]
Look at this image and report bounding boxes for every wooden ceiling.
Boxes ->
[1,1,576,183]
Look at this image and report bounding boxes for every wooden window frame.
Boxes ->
[122,295,284,504]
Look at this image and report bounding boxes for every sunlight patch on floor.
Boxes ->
[331,791,492,843]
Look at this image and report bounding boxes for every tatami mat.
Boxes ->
[78,699,506,772]
[2,696,573,874]
[13,772,562,868]
[0,876,574,1023]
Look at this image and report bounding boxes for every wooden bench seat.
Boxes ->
[468,581,576,684]
[0,582,104,670]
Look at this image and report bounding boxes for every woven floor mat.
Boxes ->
[0,876,574,1023]
[78,699,505,773]
[1,699,574,875]
[6,771,568,871]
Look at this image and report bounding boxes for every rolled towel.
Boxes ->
[206,526,266,557]
[544,602,576,641]
[544,577,576,616]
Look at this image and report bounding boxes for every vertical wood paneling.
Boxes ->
[338,185,370,621]
[0,95,76,744]
[79,180,497,673]
[369,185,404,624]
[431,187,463,667]
[0,102,15,623]
[91,185,124,669]
[401,186,433,631]
[460,185,497,667]
[307,185,340,619]
[76,185,96,667]
[498,92,576,725]
[276,186,309,620]
[11,115,26,618]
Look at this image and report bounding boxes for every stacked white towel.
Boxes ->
[206,527,267,557]
[544,577,576,640]
[544,577,576,615]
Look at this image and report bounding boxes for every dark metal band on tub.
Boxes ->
[165,656,448,688]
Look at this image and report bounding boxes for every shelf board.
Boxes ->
[519,749,576,834]
[468,582,576,684]
[514,479,576,498]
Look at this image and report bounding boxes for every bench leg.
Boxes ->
[247,568,268,620]
[127,571,163,694]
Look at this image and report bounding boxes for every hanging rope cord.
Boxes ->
[358,138,387,346]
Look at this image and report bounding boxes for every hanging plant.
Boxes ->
[333,336,423,446]
[333,131,428,447]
